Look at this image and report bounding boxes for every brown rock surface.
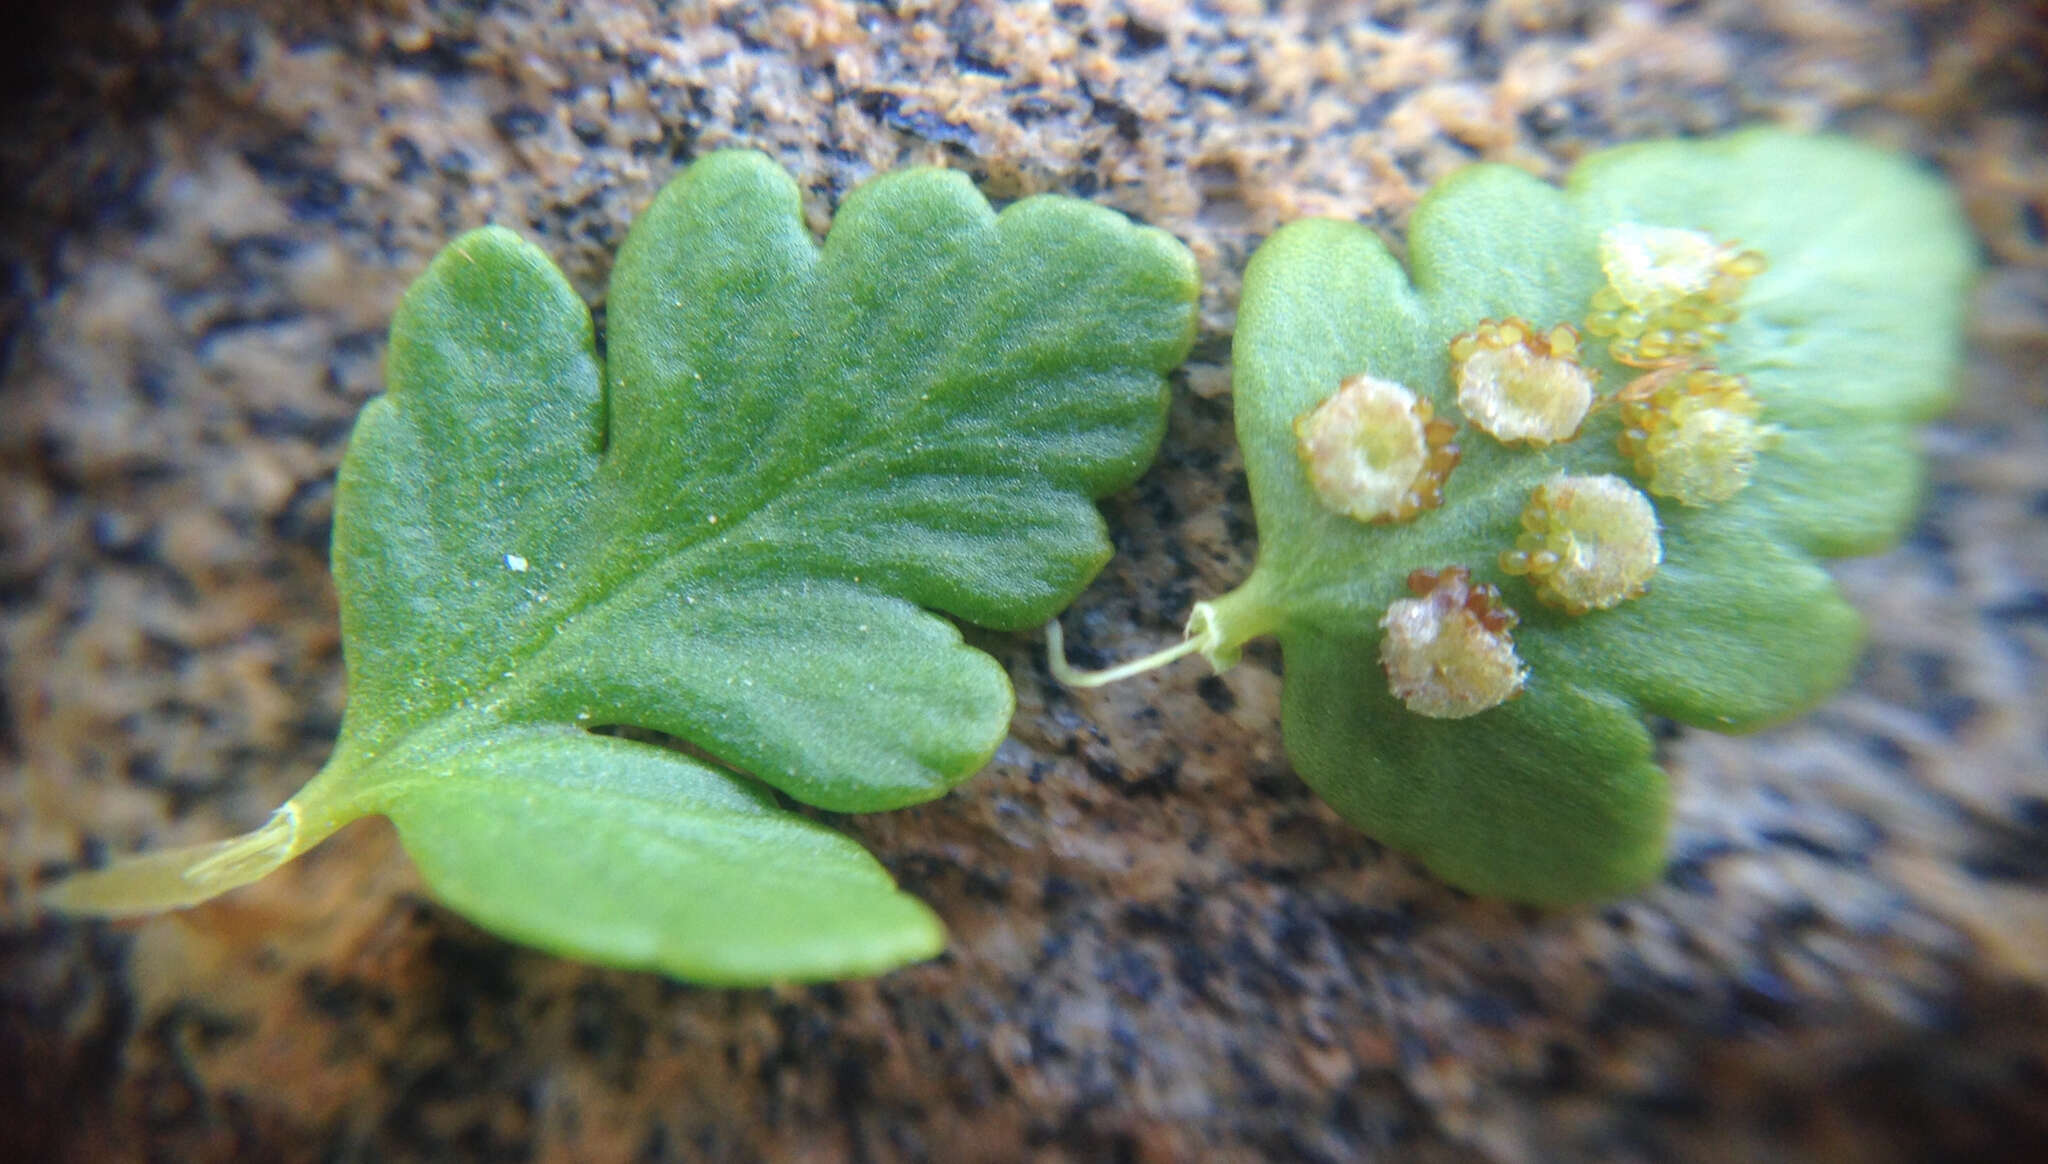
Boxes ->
[3,1,2045,1161]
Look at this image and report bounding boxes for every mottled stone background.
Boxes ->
[3,1,2046,1161]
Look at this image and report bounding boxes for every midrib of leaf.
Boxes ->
[534,337,1141,643]
[301,715,777,837]
[583,350,1144,596]
[584,197,1158,594]
[332,381,1016,795]
[473,439,969,697]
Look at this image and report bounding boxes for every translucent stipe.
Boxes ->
[1045,619,1206,688]
[43,804,304,916]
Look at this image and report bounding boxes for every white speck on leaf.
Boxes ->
[504,553,529,572]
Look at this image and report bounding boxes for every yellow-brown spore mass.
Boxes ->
[1295,374,1460,524]
[1617,362,1774,505]
[1449,319,1595,446]
[1500,474,1662,614]
[1380,566,1527,718]
[1585,222,1766,366]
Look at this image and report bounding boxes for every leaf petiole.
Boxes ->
[1045,591,1265,687]
[42,800,324,916]
[1045,620,1207,687]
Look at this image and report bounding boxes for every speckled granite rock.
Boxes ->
[4,1,2046,1161]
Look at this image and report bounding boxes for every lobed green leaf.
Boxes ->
[50,151,1199,982]
[1212,129,1973,903]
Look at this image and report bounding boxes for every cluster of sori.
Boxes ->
[1584,222,1766,365]
[1590,222,1777,506]
[1292,221,1774,719]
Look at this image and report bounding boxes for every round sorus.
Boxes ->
[1584,222,1767,366]
[1499,474,1662,614]
[1294,373,1462,524]
[1379,566,1527,719]
[1448,318,1595,446]
[1615,362,1774,506]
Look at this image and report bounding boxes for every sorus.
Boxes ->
[1448,318,1595,446]
[1295,373,1461,524]
[1379,565,1527,718]
[1499,474,1662,614]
